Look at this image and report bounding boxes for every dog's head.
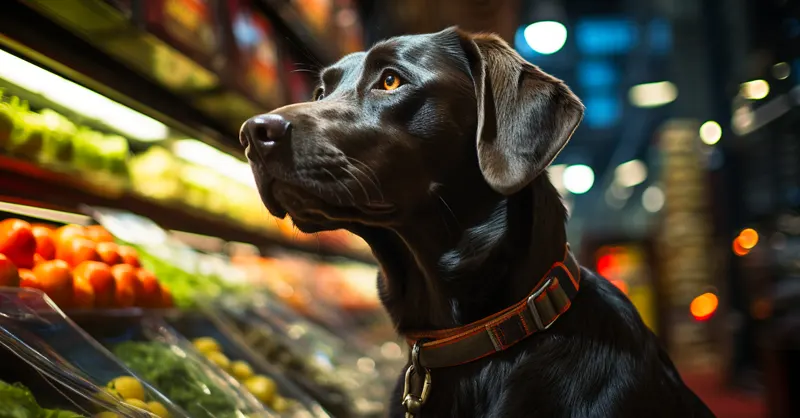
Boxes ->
[240,28,583,233]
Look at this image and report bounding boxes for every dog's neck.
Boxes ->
[351,174,568,333]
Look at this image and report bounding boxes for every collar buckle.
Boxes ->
[402,340,431,417]
[527,277,554,331]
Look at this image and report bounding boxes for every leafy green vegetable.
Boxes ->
[0,380,85,418]
[113,341,243,418]
[130,244,242,309]
[39,410,83,418]
[0,380,39,418]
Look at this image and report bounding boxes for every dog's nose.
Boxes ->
[239,114,291,148]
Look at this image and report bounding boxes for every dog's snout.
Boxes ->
[240,114,292,148]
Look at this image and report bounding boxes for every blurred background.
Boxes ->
[0,0,798,417]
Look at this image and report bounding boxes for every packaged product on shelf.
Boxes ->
[0,287,182,417]
[228,0,285,108]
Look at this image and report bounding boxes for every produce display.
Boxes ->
[0,380,84,418]
[113,342,256,418]
[212,295,389,418]
[0,218,174,310]
[0,288,183,418]
[0,2,387,417]
[127,146,370,256]
[190,336,298,413]
[0,91,129,181]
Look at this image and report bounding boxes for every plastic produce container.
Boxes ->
[0,287,183,417]
[68,309,274,418]
[216,293,387,418]
[163,309,329,418]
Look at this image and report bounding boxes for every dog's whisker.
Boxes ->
[346,157,385,197]
[346,156,382,187]
[341,166,371,202]
[433,191,459,237]
[345,164,383,203]
[322,167,353,205]
[345,163,385,203]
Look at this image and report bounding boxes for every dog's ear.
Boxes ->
[454,29,584,195]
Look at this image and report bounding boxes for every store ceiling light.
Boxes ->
[614,159,647,188]
[562,164,594,194]
[172,139,255,187]
[699,120,722,145]
[524,21,568,55]
[772,62,791,80]
[0,49,168,141]
[628,81,677,108]
[642,185,665,213]
[740,79,770,100]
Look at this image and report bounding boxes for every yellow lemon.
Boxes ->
[244,375,277,404]
[107,376,145,401]
[124,398,151,412]
[231,360,254,380]
[205,351,231,372]
[193,337,221,354]
[147,401,171,418]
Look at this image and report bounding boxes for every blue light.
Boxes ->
[577,60,618,88]
[583,94,621,129]
[575,17,638,55]
[648,19,672,54]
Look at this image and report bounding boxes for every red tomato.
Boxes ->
[0,219,37,269]
[72,276,96,309]
[159,284,175,309]
[29,260,73,307]
[96,242,123,266]
[117,246,141,268]
[56,238,101,267]
[52,224,87,245]
[110,264,139,308]
[135,268,162,308]
[73,261,115,308]
[85,225,115,243]
[0,254,20,287]
[32,225,56,261]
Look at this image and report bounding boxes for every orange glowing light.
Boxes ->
[732,237,750,256]
[738,228,759,249]
[690,293,719,321]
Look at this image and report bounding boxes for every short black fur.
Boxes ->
[241,27,715,418]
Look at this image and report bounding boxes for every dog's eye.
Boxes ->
[381,72,403,91]
[313,88,325,101]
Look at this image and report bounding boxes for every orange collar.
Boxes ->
[404,245,581,369]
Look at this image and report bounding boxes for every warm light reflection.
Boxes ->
[738,228,759,249]
[732,238,749,256]
[690,293,718,321]
[740,79,770,100]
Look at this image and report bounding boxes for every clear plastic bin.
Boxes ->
[0,287,183,417]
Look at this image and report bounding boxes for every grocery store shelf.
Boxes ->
[255,0,338,65]
[0,155,376,265]
[0,0,239,151]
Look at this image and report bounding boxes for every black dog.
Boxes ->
[241,27,715,418]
